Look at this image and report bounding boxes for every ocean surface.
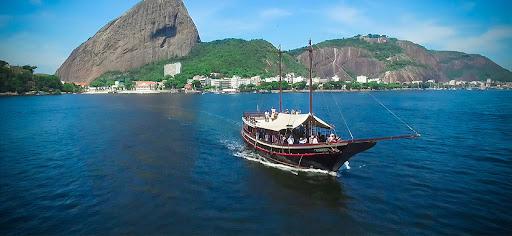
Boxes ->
[1,90,511,235]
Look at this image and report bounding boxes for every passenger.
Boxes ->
[271,108,277,119]
[312,136,319,144]
[265,134,270,142]
[327,133,336,143]
[309,135,315,144]
[287,135,294,145]
[264,111,270,122]
[299,137,307,144]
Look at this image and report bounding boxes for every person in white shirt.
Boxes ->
[287,135,294,145]
[312,136,319,144]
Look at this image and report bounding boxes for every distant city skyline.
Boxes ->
[1,0,511,74]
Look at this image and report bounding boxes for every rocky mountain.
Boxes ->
[293,35,512,82]
[57,0,200,84]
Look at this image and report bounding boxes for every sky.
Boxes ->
[0,0,511,74]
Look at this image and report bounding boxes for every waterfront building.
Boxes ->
[188,75,211,87]
[368,78,382,83]
[356,75,368,83]
[250,76,261,85]
[135,81,158,91]
[292,76,305,84]
[210,78,232,89]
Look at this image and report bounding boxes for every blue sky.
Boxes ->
[1,0,511,74]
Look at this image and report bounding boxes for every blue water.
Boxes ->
[1,91,511,235]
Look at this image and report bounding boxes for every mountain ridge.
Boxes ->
[293,35,512,82]
[56,0,512,83]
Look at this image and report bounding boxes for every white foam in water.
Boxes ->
[221,139,340,177]
[344,161,351,170]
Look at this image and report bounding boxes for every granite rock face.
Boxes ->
[297,47,385,81]
[295,37,512,82]
[57,0,200,83]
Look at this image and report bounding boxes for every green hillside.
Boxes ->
[0,60,81,94]
[92,39,307,88]
[288,36,403,61]
[432,51,512,81]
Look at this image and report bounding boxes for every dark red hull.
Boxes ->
[241,130,376,172]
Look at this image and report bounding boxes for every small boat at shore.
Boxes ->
[241,40,419,172]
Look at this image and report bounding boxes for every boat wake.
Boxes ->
[221,139,345,177]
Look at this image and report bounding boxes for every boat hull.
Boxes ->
[241,130,376,172]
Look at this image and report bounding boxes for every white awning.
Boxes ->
[254,113,332,132]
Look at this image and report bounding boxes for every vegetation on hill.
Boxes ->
[432,51,512,81]
[0,60,82,94]
[288,35,402,61]
[385,60,427,71]
[91,39,308,88]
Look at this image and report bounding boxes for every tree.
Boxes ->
[191,80,202,90]
[292,81,306,90]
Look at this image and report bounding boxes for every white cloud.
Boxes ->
[443,26,512,53]
[322,2,512,70]
[326,4,361,25]
[259,8,291,20]
[390,21,457,45]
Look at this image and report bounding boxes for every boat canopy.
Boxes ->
[254,113,332,132]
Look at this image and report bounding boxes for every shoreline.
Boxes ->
[1,87,510,97]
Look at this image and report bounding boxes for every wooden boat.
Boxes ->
[240,40,419,172]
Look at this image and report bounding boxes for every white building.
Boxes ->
[356,75,368,83]
[307,77,322,85]
[210,79,231,89]
[331,75,341,82]
[164,62,182,77]
[250,76,261,85]
[292,76,305,84]
[135,81,158,91]
[368,78,381,83]
[230,76,251,89]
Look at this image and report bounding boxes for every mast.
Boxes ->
[308,39,313,115]
[278,45,283,113]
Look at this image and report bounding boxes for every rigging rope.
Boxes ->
[332,93,354,140]
[310,44,354,140]
[368,93,420,136]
